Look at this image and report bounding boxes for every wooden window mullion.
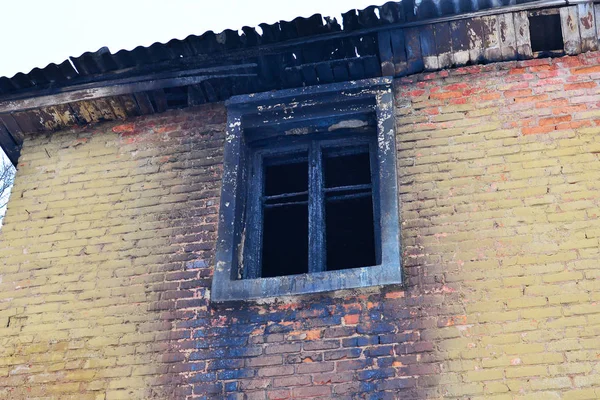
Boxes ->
[308,141,326,273]
[244,152,264,279]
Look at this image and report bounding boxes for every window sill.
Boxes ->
[211,262,403,303]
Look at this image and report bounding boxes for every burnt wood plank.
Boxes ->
[514,11,533,59]
[0,65,257,114]
[450,20,470,66]
[420,25,438,71]
[118,95,140,116]
[150,89,168,113]
[390,29,408,76]
[133,92,155,115]
[578,3,597,52]
[433,22,453,69]
[12,112,39,137]
[23,110,46,132]
[362,55,381,78]
[561,6,582,55]
[347,58,366,80]
[315,62,335,84]
[33,108,62,131]
[188,84,206,107]
[378,30,395,76]
[467,18,486,64]
[331,61,350,82]
[0,114,24,144]
[300,65,319,86]
[0,122,19,165]
[404,27,424,75]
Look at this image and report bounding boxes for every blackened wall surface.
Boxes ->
[2,52,600,399]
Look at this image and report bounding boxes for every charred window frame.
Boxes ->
[212,78,401,302]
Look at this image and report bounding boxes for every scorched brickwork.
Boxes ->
[2,52,600,399]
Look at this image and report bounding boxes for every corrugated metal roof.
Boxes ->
[1,0,592,165]
[0,0,540,97]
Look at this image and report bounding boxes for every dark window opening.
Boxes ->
[326,195,376,271]
[249,138,380,279]
[262,204,309,277]
[261,154,309,277]
[324,145,376,271]
[324,147,372,188]
[264,155,308,196]
[529,14,563,53]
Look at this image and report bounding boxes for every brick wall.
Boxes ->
[1,52,600,399]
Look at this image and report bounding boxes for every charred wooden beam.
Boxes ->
[0,64,257,114]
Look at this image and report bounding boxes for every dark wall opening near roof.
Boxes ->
[529,14,564,53]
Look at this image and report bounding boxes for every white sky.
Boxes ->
[0,0,378,78]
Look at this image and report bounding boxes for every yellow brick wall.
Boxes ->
[0,104,226,399]
[395,54,600,399]
[0,53,600,399]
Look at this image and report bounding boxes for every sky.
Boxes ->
[0,0,378,78]
[0,0,379,222]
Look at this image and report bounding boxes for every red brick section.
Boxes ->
[1,52,600,399]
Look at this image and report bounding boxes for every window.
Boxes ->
[528,12,564,55]
[212,78,401,302]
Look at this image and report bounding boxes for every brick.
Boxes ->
[291,386,331,398]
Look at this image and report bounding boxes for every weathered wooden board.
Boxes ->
[482,15,502,62]
[514,11,532,59]
[561,6,582,55]
[53,104,79,126]
[106,97,128,119]
[578,3,597,52]
[92,99,117,121]
[33,108,62,131]
[498,13,518,60]
[595,3,600,44]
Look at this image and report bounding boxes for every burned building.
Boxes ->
[1,0,600,398]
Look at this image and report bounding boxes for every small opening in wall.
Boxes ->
[529,14,563,54]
